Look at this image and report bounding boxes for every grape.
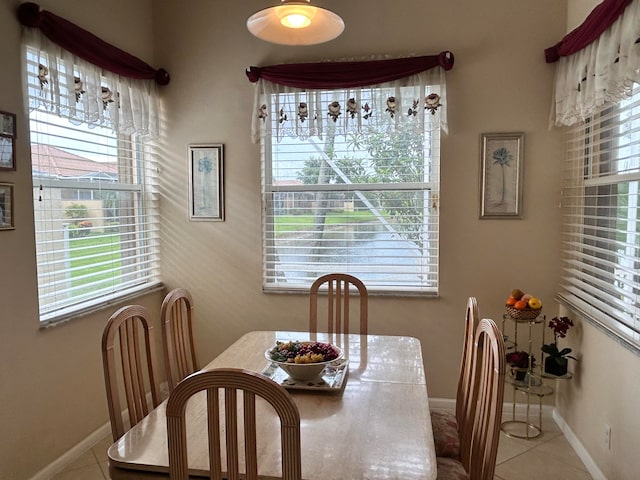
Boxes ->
[269,341,339,363]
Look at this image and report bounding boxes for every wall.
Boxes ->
[9,0,637,479]
[0,1,165,479]
[568,0,601,29]
[552,2,640,479]
[155,1,640,478]
[153,0,565,396]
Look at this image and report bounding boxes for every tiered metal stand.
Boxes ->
[501,312,556,439]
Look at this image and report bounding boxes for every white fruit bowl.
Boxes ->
[265,341,343,381]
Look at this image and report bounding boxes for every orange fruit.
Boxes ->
[506,296,517,306]
[514,300,528,310]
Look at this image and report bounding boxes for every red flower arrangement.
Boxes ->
[506,350,535,369]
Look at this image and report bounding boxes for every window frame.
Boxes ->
[260,87,441,296]
[559,94,640,353]
[28,106,161,327]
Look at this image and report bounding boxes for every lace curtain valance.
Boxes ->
[246,52,454,143]
[548,0,640,126]
[17,2,169,85]
[18,2,166,138]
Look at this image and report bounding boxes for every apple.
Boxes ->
[528,297,542,309]
[511,288,524,300]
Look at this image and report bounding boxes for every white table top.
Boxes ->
[108,331,437,480]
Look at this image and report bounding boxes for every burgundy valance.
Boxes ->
[246,51,454,89]
[17,2,170,85]
[545,0,633,63]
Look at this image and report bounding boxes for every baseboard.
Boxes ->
[429,397,554,419]
[29,422,112,480]
[553,409,607,480]
[428,397,456,411]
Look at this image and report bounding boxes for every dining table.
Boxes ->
[108,330,437,479]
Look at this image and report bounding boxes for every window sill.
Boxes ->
[39,282,165,328]
[556,293,640,357]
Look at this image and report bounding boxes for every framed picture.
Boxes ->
[0,110,16,171]
[479,132,524,219]
[0,183,15,230]
[188,144,224,221]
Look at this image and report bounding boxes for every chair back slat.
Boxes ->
[456,297,479,438]
[208,389,223,479]
[243,391,259,479]
[224,388,240,479]
[101,304,161,442]
[161,288,199,392]
[167,368,302,480]
[124,321,147,424]
[118,324,135,422]
[309,273,368,335]
[174,304,188,375]
[329,280,338,333]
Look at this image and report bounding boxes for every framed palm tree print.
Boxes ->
[479,132,524,219]
[188,144,225,221]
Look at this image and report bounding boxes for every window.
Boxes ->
[559,87,640,350]
[261,85,441,294]
[24,43,161,325]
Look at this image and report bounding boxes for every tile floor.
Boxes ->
[51,411,593,480]
[493,413,593,480]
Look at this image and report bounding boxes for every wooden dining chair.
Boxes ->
[161,287,199,392]
[101,304,162,442]
[431,297,479,458]
[309,273,368,335]
[166,368,302,480]
[436,318,506,480]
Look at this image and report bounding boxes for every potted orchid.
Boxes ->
[541,316,577,376]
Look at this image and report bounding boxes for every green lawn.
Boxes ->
[66,213,378,287]
[69,234,122,291]
[274,210,379,233]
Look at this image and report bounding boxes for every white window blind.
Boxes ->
[24,45,161,325]
[560,86,640,350]
[261,85,441,294]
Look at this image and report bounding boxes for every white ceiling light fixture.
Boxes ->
[247,0,345,46]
